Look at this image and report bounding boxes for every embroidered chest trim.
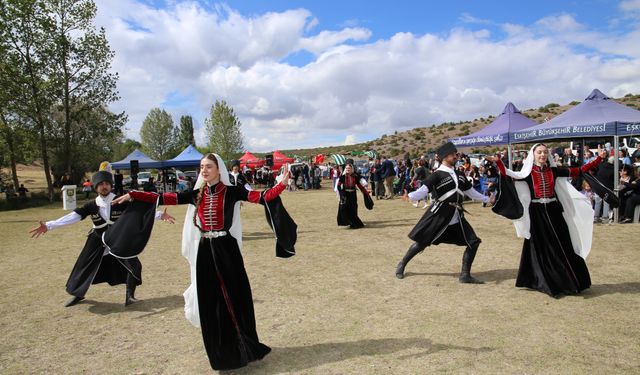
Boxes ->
[531,166,555,198]
[199,183,226,230]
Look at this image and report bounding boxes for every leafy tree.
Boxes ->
[140,108,175,160]
[112,138,141,161]
[204,100,244,161]
[47,0,124,177]
[177,115,195,149]
[1,0,57,199]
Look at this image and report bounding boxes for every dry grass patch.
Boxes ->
[1,183,639,374]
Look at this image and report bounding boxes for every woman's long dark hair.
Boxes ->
[193,154,219,231]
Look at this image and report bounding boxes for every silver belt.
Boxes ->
[201,231,227,238]
[344,189,355,192]
[531,197,557,204]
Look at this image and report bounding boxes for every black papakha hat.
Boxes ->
[230,159,240,167]
[345,158,355,166]
[436,142,458,158]
[92,171,113,190]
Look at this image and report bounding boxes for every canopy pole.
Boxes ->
[507,144,513,169]
[613,136,619,224]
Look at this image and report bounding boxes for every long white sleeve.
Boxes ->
[408,185,429,201]
[464,187,488,203]
[45,211,82,231]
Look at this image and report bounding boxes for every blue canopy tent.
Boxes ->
[509,88,640,223]
[450,102,537,148]
[162,144,204,168]
[510,89,640,143]
[449,102,537,166]
[111,149,163,170]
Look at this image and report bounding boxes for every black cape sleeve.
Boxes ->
[491,174,524,220]
[261,194,297,258]
[102,198,159,259]
[582,172,619,208]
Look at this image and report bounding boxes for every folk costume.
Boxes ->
[396,142,489,283]
[157,154,295,371]
[336,160,374,229]
[44,171,161,307]
[229,159,252,190]
[494,144,602,297]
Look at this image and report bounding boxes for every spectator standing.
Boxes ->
[17,184,29,198]
[82,179,92,199]
[380,156,395,199]
[594,153,615,223]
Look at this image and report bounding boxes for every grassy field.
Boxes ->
[1,181,639,374]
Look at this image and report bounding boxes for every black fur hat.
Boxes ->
[92,171,113,190]
[436,142,457,158]
[230,159,240,168]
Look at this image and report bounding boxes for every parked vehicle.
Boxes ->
[137,172,152,184]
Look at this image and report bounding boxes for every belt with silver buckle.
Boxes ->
[531,197,557,204]
[201,231,227,238]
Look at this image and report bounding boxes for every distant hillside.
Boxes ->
[278,93,640,159]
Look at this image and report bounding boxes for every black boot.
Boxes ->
[459,244,484,284]
[64,295,84,307]
[125,276,139,306]
[396,242,425,279]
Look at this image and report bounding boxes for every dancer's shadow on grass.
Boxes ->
[228,337,493,374]
[580,282,640,299]
[84,294,183,317]
[403,268,518,284]
[365,219,416,228]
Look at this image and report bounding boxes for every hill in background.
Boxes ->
[278,93,640,159]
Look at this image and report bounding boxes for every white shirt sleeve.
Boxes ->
[408,185,429,201]
[46,211,82,231]
[464,187,488,202]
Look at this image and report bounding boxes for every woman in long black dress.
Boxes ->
[336,161,373,229]
[488,144,605,297]
[116,154,292,370]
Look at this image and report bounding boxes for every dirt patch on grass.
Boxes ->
[1,184,638,373]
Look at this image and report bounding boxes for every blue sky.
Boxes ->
[95,0,640,151]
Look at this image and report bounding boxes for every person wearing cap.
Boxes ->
[336,159,374,229]
[396,142,490,283]
[30,170,175,307]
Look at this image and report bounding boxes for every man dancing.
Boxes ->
[396,142,490,283]
[30,169,174,307]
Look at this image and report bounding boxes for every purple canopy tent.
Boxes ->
[450,102,537,147]
[511,89,640,143]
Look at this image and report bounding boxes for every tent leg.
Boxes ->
[507,144,512,169]
[613,136,619,224]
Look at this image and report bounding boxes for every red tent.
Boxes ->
[313,154,325,164]
[238,151,264,169]
[271,150,295,170]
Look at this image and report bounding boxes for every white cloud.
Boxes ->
[96,1,640,152]
[344,134,357,145]
[620,0,640,12]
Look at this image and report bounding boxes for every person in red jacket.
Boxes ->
[114,153,293,371]
[486,143,605,297]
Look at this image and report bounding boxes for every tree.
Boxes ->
[205,100,244,161]
[112,138,141,162]
[140,108,175,160]
[1,0,57,200]
[177,115,195,149]
[47,0,124,177]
